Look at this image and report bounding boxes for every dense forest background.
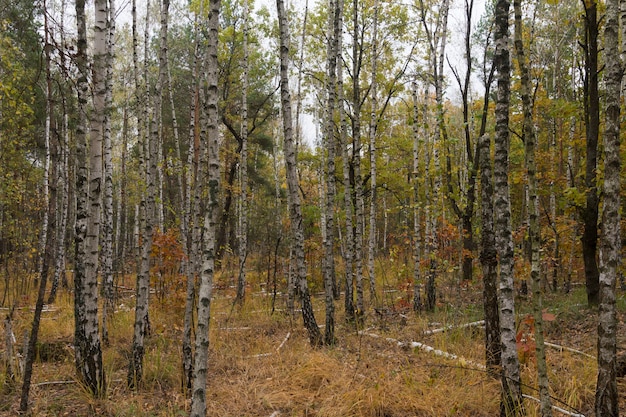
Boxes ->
[0,0,625,415]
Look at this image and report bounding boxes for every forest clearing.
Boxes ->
[1,268,622,417]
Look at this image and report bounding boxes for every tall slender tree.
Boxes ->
[190,0,220,413]
[581,0,600,306]
[322,0,338,344]
[73,0,106,396]
[277,0,323,346]
[512,0,551,413]
[102,0,116,346]
[493,0,522,413]
[236,0,250,304]
[595,0,621,414]
[366,0,379,303]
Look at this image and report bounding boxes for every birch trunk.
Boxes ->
[236,0,250,304]
[494,0,522,413]
[73,0,106,396]
[513,1,551,413]
[322,0,338,344]
[367,0,379,303]
[411,79,422,312]
[352,0,365,318]
[128,0,169,388]
[595,0,620,413]
[182,11,202,392]
[49,24,70,304]
[478,51,498,375]
[337,0,354,322]
[277,0,323,346]
[189,0,220,412]
[102,0,116,347]
[19,6,56,409]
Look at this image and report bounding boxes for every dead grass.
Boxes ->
[0,259,623,416]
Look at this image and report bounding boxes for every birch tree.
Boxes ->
[102,0,116,346]
[128,0,169,388]
[418,0,450,310]
[322,0,338,344]
[190,0,220,412]
[277,0,323,346]
[19,4,56,409]
[337,0,355,322]
[182,10,203,392]
[595,0,621,413]
[493,0,522,412]
[366,0,379,302]
[73,0,106,396]
[512,0,551,413]
[236,0,250,304]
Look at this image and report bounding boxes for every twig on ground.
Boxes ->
[423,320,485,336]
[522,394,586,417]
[544,341,594,359]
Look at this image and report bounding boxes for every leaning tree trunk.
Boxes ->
[493,0,522,413]
[73,0,106,396]
[19,5,56,410]
[513,0,551,413]
[582,0,600,307]
[595,0,620,414]
[277,0,323,346]
[189,0,220,412]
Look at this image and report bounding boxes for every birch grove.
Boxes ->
[0,0,623,414]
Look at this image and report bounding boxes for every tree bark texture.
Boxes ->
[322,0,338,344]
[493,0,522,413]
[595,0,621,414]
[73,0,106,396]
[189,0,220,413]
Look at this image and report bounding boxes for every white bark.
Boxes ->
[367,0,379,303]
[189,0,220,413]
[494,0,522,412]
[595,0,620,414]
[236,0,250,304]
[277,0,323,346]
[102,0,116,346]
[513,2,551,414]
[73,0,106,396]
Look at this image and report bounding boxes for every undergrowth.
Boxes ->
[0,256,623,416]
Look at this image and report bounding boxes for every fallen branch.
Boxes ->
[423,320,485,336]
[360,331,586,417]
[544,341,594,359]
[33,380,75,387]
[359,331,486,370]
[244,332,291,359]
[522,394,586,417]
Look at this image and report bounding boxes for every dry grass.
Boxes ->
[0,260,622,416]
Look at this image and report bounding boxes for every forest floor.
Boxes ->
[1,267,626,416]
